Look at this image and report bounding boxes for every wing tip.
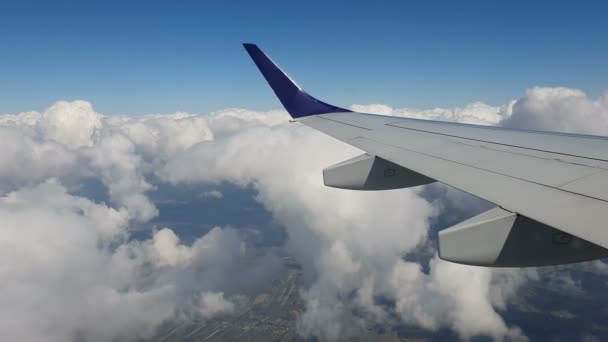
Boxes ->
[242,43,257,50]
[242,42,351,118]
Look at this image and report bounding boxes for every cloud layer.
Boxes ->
[1,86,607,341]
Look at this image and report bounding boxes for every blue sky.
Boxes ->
[0,0,606,115]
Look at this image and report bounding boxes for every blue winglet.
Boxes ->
[243,43,351,118]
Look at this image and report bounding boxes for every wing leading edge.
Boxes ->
[243,43,608,267]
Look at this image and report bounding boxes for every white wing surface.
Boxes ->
[244,43,608,267]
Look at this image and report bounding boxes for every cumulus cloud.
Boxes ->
[200,190,224,199]
[0,180,248,342]
[104,112,213,163]
[198,291,235,319]
[0,103,284,342]
[39,100,102,149]
[1,86,605,342]
[160,86,608,341]
[500,87,608,134]
[158,107,527,340]
[0,126,77,193]
[351,101,506,125]
[388,258,531,341]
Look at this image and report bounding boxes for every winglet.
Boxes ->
[243,43,351,118]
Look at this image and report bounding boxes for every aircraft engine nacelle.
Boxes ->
[439,207,608,267]
[323,154,435,190]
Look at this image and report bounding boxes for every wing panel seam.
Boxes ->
[446,138,608,174]
[318,116,373,130]
[384,123,608,164]
[351,136,608,204]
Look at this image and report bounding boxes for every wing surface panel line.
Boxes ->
[348,136,608,249]
[318,116,373,130]
[384,122,608,163]
[347,135,608,204]
[443,138,608,171]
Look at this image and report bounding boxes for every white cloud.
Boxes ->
[200,190,224,199]
[104,112,214,163]
[39,100,102,149]
[0,127,77,193]
[500,87,608,134]
[0,101,263,341]
[0,87,605,341]
[85,132,157,222]
[198,291,235,319]
[352,101,506,125]
[158,107,526,341]
[0,179,244,342]
[160,86,608,341]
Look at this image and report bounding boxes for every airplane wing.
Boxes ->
[243,43,608,267]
